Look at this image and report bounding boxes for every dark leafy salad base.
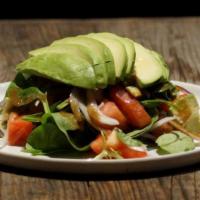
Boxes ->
[0,32,200,159]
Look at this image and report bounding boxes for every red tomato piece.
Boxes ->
[98,100,129,130]
[8,113,34,146]
[90,134,105,154]
[90,130,147,158]
[120,146,147,158]
[110,86,151,128]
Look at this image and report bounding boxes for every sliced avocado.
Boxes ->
[134,42,164,87]
[151,50,169,81]
[52,36,116,87]
[16,53,97,89]
[87,33,127,80]
[91,32,135,78]
[29,44,93,64]
[122,38,135,76]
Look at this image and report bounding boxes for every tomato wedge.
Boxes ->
[8,112,34,146]
[120,146,147,158]
[110,86,151,128]
[98,100,129,130]
[90,130,147,158]
[90,134,105,154]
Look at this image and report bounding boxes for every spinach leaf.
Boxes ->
[156,131,196,154]
[4,81,51,116]
[6,82,45,107]
[25,140,86,156]
[141,99,171,108]
[27,122,71,153]
[26,110,90,154]
[24,143,45,155]
[51,112,90,151]
[51,112,79,131]
[126,115,158,138]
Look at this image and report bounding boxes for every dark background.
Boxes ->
[0,0,199,19]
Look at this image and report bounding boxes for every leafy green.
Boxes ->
[26,111,90,154]
[94,149,123,160]
[49,101,62,112]
[141,99,171,108]
[27,122,71,153]
[51,112,79,131]
[159,82,176,93]
[4,82,51,117]
[51,112,89,151]
[56,99,69,110]
[6,82,45,107]
[24,143,46,155]
[156,131,196,154]
[13,73,31,88]
[1,82,49,122]
[146,81,177,100]
[41,113,52,124]
[157,82,177,99]
[126,115,158,138]
[110,115,158,150]
[22,113,42,123]
[171,94,200,133]
[116,129,144,147]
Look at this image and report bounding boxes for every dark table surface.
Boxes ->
[0,18,200,200]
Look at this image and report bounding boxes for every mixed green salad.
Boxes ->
[0,32,200,159]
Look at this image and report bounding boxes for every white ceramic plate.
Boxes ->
[0,81,200,174]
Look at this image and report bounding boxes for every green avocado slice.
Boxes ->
[29,44,93,64]
[134,42,164,87]
[150,50,169,81]
[52,36,116,87]
[122,38,135,77]
[16,53,97,89]
[90,33,135,78]
[87,33,127,80]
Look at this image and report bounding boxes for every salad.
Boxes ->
[0,32,200,159]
